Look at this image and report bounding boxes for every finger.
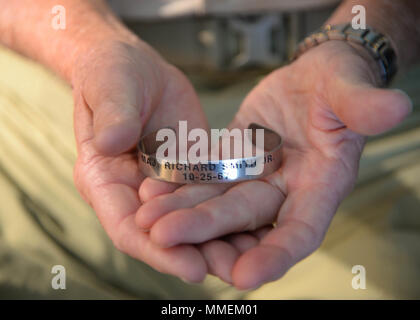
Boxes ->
[150,180,285,247]
[117,215,207,282]
[83,62,159,156]
[232,184,338,290]
[198,240,239,284]
[136,183,229,230]
[223,226,273,255]
[199,228,274,285]
[327,78,412,136]
[73,95,143,202]
[84,177,207,282]
[200,229,273,283]
[224,233,259,254]
[138,178,180,203]
[251,225,273,240]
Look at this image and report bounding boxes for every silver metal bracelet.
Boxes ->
[137,124,283,184]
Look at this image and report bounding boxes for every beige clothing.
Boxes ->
[0,45,420,299]
[108,0,341,19]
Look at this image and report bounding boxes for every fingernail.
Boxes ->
[392,88,413,113]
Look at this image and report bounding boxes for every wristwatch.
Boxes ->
[292,23,398,86]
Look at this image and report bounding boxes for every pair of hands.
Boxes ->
[71,38,411,289]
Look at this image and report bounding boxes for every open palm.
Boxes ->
[135,41,412,289]
[72,40,211,282]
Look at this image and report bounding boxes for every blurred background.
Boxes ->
[0,0,419,299]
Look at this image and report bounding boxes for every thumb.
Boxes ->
[328,78,413,136]
[83,66,158,156]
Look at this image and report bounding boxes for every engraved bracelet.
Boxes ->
[137,123,283,184]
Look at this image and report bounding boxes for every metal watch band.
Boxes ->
[137,124,283,184]
[291,23,398,86]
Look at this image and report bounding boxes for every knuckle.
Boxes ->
[196,204,217,228]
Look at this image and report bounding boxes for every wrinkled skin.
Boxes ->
[72,40,209,282]
[72,39,412,288]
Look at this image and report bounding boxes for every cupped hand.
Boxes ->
[136,40,412,289]
[71,39,210,282]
